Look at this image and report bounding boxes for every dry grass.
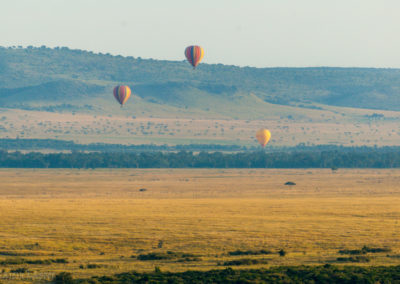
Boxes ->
[0,108,399,146]
[0,169,399,281]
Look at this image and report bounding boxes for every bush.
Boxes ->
[362,246,391,253]
[0,258,25,265]
[10,267,28,273]
[0,251,31,256]
[284,181,296,185]
[26,259,52,265]
[336,256,370,263]
[0,258,68,265]
[53,258,69,263]
[176,257,201,262]
[222,258,268,266]
[279,249,286,257]
[53,272,74,284]
[339,246,391,255]
[86,263,103,269]
[228,249,271,256]
[137,251,196,261]
[137,253,168,261]
[338,249,365,255]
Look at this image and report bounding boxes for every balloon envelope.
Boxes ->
[256,129,271,147]
[185,45,204,68]
[113,85,131,106]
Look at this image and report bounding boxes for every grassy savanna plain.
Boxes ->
[0,169,399,282]
[0,102,400,147]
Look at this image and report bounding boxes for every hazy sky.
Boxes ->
[1,0,400,68]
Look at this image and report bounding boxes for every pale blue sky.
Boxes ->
[1,0,399,67]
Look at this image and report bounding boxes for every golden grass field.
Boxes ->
[0,169,399,282]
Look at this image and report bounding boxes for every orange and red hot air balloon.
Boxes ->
[185,45,204,69]
[113,85,131,107]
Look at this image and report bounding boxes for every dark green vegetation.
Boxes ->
[279,249,287,257]
[339,246,391,255]
[54,272,74,284]
[53,265,400,283]
[0,258,67,265]
[336,256,371,263]
[221,258,269,266]
[1,46,400,115]
[136,252,199,262]
[10,267,29,273]
[3,138,400,153]
[228,249,272,256]
[1,149,400,168]
[81,264,106,269]
[0,138,246,152]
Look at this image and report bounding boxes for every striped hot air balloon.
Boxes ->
[184,45,204,69]
[256,129,271,147]
[113,85,131,107]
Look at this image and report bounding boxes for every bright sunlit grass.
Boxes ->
[0,169,399,280]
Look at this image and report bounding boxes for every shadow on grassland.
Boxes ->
[53,265,400,283]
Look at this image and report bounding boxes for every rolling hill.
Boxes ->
[0,46,399,147]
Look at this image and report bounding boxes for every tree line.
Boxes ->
[1,138,399,153]
[1,150,400,168]
[0,138,245,152]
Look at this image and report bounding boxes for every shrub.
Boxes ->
[279,249,286,257]
[86,263,103,269]
[53,272,74,284]
[0,258,68,265]
[26,259,52,265]
[362,246,391,253]
[222,258,268,266]
[0,251,32,256]
[176,257,201,262]
[53,258,69,263]
[228,249,271,256]
[10,267,28,273]
[339,246,391,255]
[137,251,196,261]
[284,181,296,186]
[137,253,169,261]
[0,258,25,265]
[336,256,370,263]
[338,249,364,255]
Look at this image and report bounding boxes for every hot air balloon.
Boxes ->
[185,45,204,69]
[256,129,271,147]
[113,85,131,107]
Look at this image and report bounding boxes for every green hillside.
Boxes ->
[0,46,399,147]
[1,46,400,115]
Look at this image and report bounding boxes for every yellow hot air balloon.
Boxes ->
[256,129,271,147]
